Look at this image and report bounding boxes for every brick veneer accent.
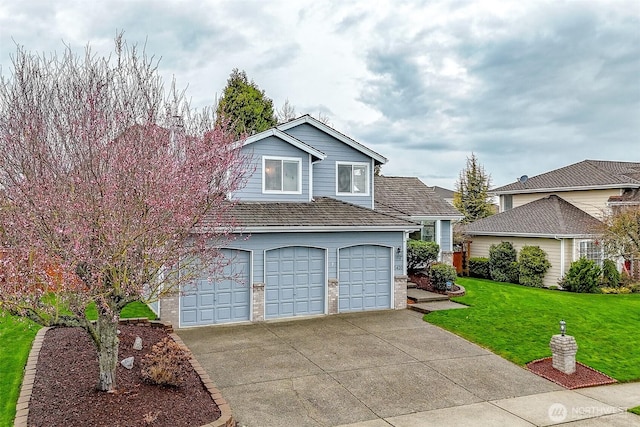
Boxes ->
[13,319,235,427]
[394,275,408,309]
[327,279,339,314]
[252,282,265,321]
[160,294,180,328]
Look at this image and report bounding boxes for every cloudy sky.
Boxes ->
[1,0,638,189]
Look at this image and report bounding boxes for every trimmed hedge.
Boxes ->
[407,240,439,274]
[518,245,551,288]
[429,263,457,291]
[469,257,490,279]
[489,242,518,283]
[559,257,601,293]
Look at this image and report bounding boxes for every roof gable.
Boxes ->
[493,160,640,194]
[374,176,462,218]
[278,115,387,165]
[463,195,602,237]
[241,128,326,161]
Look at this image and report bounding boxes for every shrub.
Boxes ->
[489,242,518,283]
[407,240,439,275]
[600,259,621,287]
[559,258,602,293]
[518,246,551,287]
[429,263,457,291]
[141,337,191,387]
[601,286,632,294]
[468,257,490,279]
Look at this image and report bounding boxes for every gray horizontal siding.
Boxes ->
[284,124,374,208]
[233,136,311,202]
[223,231,405,284]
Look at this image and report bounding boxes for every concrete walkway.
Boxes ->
[176,310,640,427]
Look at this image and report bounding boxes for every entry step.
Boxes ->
[407,288,449,303]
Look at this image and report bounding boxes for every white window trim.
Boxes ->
[262,156,302,194]
[575,239,604,266]
[335,161,370,196]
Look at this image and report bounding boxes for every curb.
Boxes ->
[14,321,235,427]
[14,326,50,427]
[171,332,236,427]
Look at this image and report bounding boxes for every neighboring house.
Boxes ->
[374,176,463,258]
[463,160,640,287]
[159,115,420,327]
[430,186,456,206]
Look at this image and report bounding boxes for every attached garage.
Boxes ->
[338,245,392,312]
[264,246,326,319]
[180,249,251,326]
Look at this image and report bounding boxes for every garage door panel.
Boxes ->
[180,249,251,326]
[339,245,391,312]
[265,247,325,319]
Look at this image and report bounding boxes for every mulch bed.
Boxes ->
[408,273,462,294]
[27,325,220,427]
[526,357,617,389]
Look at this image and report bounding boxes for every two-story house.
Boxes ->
[463,160,640,287]
[158,115,420,327]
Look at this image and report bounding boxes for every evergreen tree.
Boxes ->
[453,153,494,223]
[216,69,277,137]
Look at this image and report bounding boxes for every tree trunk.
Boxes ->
[96,312,120,392]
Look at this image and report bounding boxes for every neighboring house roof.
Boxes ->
[492,160,640,194]
[430,186,455,200]
[463,195,602,238]
[374,176,463,219]
[203,197,420,233]
[278,115,388,165]
[241,128,326,161]
[608,188,640,206]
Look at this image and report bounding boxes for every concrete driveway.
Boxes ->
[176,310,563,426]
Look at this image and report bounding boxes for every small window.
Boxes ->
[503,195,513,211]
[336,162,369,195]
[263,157,301,193]
[579,240,603,266]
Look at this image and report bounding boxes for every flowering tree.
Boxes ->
[0,36,247,392]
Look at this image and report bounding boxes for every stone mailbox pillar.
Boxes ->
[549,334,578,374]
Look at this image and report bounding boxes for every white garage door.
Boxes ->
[339,245,392,312]
[265,246,325,319]
[180,249,251,326]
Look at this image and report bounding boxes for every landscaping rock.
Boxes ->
[121,356,134,370]
[133,336,143,350]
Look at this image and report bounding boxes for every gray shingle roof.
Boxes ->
[374,176,462,218]
[493,160,640,194]
[204,197,419,232]
[463,195,602,237]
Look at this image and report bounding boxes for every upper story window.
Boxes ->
[263,156,301,194]
[336,162,369,195]
[502,195,513,211]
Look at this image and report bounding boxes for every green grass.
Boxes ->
[425,277,640,382]
[630,406,640,416]
[0,302,156,427]
[0,314,40,427]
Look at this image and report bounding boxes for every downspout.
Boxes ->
[554,235,565,279]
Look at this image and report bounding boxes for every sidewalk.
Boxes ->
[337,382,640,426]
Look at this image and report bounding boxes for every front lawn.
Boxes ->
[425,277,640,382]
[0,301,157,427]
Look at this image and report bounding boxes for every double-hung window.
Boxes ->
[263,156,301,193]
[336,162,369,195]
